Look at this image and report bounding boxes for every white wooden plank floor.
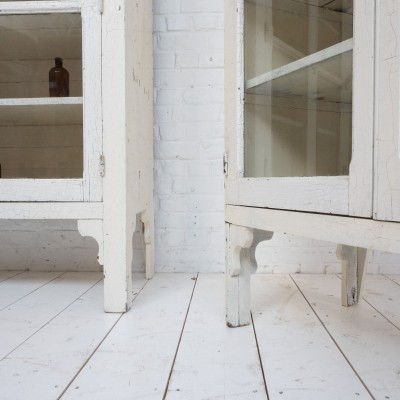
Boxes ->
[0,272,399,400]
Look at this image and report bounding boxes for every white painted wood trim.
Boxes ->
[0,97,82,106]
[245,38,353,91]
[373,0,400,221]
[0,179,83,201]
[102,0,153,312]
[77,219,104,265]
[81,0,102,202]
[348,0,374,218]
[226,205,400,254]
[0,202,103,219]
[234,176,349,214]
[0,1,81,14]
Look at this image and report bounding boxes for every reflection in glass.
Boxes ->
[244,0,353,178]
[0,13,83,179]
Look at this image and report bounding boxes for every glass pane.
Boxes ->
[0,13,83,179]
[244,0,353,178]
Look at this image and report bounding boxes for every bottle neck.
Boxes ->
[55,58,63,68]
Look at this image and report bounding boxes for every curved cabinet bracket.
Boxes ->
[77,219,104,266]
[140,209,154,279]
[226,223,274,328]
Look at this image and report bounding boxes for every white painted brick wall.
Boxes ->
[0,1,399,275]
[153,0,225,272]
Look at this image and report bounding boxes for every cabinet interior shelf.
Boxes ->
[245,38,353,103]
[0,97,83,126]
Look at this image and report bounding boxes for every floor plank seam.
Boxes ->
[57,276,150,399]
[361,297,400,332]
[1,275,103,362]
[250,312,270,400]
[162,273,199,400]
[336,273,400,332]
[0,271,65,312]
[289,274,376,400]
[383,274,400,287]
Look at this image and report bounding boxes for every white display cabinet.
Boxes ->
[0,0,154,312]
[225,0,400,327]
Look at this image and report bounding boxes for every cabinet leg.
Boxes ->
[226,223,273,327]
[336,245,368,306]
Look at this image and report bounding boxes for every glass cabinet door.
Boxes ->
[244,0,352,178]
[0,1,101,201]
[225,0,374,217]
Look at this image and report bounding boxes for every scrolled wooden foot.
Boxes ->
[226,223,273,327]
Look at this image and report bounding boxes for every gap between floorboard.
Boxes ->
[1,274,103,361]
[58,276,150,400]
[289,274,375,399]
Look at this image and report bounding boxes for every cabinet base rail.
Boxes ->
[225,205,399,327]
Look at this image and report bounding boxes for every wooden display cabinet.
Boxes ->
[225,0,400,327]
[0,0,154,312]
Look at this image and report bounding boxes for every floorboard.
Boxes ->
[386,274,400,286]
[0,271,63,311]
[293,274,400,400]
[0,272,399,400]
[0,272,102,360]
[252,274,372,400]
[166,274,267,400]
[362,275,400,330]
[61,273,196,400]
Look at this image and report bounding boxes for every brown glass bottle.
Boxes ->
[49,57,69,97]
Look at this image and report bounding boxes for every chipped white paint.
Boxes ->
[102,0,154,311]
[77,220,104,265]
[336,244,368,306]
[224,0,398,327]
[225,223,273,327]
[225,0,374,216]
[0,0,154,312]
[374,0,400,221]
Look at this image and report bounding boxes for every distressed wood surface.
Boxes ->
[252,274,371,399]
[61,274,195,399]
[0,179,83,202]
[102,0,154,311]
[166,274,266,399]
[374,0,400,221]
[293,274,400,400]
[0,272,398,398]
[337,245,368,306]
[0,272,101,360]
[0,276,147,400]
[0,271,62,310]
[362,275,400,329]
[225,205,400,254]
[0,202,103,219]
[348,0,374,217]
[0,1,81,14]
[386,275,400,285]
[235,177,349,215]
